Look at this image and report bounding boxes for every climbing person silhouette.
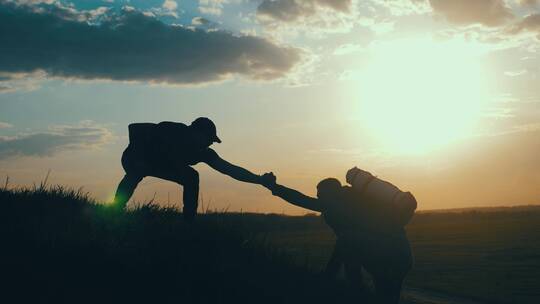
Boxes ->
[113,117,269,220]
[260,169,416,304]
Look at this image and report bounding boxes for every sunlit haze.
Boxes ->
[354,37,490,154]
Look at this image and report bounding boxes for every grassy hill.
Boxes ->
[1,184,540,303]
[0,184,359,304]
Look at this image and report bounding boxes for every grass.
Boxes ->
[0,183,358,304]
[1,182,539,303]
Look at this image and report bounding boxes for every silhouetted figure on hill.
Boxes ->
[261,169,417,304]
[113,117,269,220]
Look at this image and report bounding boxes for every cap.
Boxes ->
[191,117,222,143]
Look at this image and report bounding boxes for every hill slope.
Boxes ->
[0,185,360,304]
[2,185,539,304]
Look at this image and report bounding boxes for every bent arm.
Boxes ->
[269,184,323,212]
[206,155,262,184]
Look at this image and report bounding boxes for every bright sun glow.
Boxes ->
[353,38,490,155]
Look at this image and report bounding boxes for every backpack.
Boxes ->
[346,167,417,227]
[128,123,158,148]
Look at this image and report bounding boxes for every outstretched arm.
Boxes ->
[206,155,263,184]
[267,183,323,212]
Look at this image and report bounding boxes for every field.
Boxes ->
[266,209,540,303]
[1,184,539,304]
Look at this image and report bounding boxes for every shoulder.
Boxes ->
[201,148,219,162]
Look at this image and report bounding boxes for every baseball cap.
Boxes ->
[191,117,222,143]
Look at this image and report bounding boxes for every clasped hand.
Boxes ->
[260,172,277,189]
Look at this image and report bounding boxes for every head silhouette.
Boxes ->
[190,117,221,148]
[316,178,342,202]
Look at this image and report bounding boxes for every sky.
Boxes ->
[0,0,539,214]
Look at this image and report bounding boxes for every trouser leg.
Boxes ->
[113,174,143,210]
[345,260,365,289]
[148,166,199,220]
[179,167,199,220]
[344,259,368,301]
[372,273,405,304]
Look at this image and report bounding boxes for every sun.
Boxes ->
[352,37,490,155]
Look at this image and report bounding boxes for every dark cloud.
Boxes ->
[257,0,351,23]
[429,0,513,27]
[0,1,302,85]
[508,13,540,39]
[0,123,112,159]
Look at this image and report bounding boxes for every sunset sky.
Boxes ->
[1,0,539,214]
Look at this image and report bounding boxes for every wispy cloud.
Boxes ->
[256,0,357,35]
[507,13,540,39]
[428,0,514,27]
[198,0,227,16]
[0,121,113,159]
[257,0,352,22]
[0,122,13,128]
[0,71,46,93]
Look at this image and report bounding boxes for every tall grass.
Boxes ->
[0,182,358,304]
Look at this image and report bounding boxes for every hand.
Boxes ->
[260,172,277,189]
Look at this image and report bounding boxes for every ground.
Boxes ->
[1,184,539,303]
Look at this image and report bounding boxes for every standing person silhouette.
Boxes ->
[113,117,268,220]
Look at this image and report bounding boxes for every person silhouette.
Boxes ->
[260,172,414,304]
[113,117,269,220]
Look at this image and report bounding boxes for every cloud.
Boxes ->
[255,0,357,36]
[0,122,113,159]
[428,0,513,27]
[0,1,302,85]
[507,13,540,39]
[162,0,177,11]
[13,0,56,4]
[192,16,211,26]
[371,0,431,17]
[518,0,538,6]
[479,99,540,137]
[0,71,46,93]
[0,122,13,128]
[199,0,227,16]
[504,69,528,77]
[257,0,352,22]
[158,0,179,18]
